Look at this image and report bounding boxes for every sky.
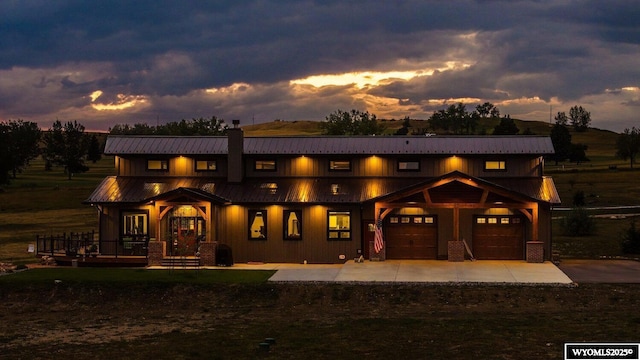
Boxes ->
[1,0,639,132]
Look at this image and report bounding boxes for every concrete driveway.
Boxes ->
[558,259,640,283]
[247,260,574,285]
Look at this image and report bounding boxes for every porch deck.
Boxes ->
[50,254,148,267]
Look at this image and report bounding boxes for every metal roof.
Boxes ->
[104,135,555,156]
[244,136,555,155]
[85,175,560,205]
[104,136,228,155]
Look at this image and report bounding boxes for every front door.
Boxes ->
[168,205,206,256]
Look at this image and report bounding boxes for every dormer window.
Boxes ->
[195,160,217,171]
[255,160,276,171]
[329,160,351,171]
[484,160,506,171]
[398,160,420,171]
[147,159,168,170]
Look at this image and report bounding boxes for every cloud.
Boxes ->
[0,0,638,132]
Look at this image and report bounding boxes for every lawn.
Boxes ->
[1,279,639,359]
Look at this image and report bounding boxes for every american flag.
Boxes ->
[374,216,384,254]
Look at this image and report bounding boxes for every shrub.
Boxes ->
[621,221,640,254]
[573,190,585,207]
[561,207,596,236]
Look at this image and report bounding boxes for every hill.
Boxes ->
[242,118,620,158]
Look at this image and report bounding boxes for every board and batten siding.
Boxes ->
[115,156,228,177]
[216,204,362,263]
[242,155,543,179]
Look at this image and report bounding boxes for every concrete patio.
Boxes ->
[226,260,574,285]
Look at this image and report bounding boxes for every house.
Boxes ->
[84,124,560,265]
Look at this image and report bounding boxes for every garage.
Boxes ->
[472,215,524,260]
[385,215,438,259]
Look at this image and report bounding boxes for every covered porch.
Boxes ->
[370,171,560,263]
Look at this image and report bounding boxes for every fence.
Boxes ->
[36,232,148,258]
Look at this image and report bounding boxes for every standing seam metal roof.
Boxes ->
[104,135,555,155]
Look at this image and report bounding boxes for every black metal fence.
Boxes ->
[36,232,148,258]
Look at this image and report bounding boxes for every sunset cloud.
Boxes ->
[0,1,638,131]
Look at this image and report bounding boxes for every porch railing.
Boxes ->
[36,232,149,258]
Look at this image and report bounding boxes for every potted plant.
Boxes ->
[88,244,98,257]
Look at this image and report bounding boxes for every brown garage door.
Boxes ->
[473,216,524,260]
[385,215,438,259]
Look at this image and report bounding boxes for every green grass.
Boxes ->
[0,268,275,285]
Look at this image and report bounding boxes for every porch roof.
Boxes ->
[85,175,560,205]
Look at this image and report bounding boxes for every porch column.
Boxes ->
[526,204,544,263]
[448,205,464,262]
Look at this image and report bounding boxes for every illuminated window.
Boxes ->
[328,211,351,240]
[122,211,148,237]
[488,217,498,224]
[147,159,168,170]
[398,160,420,171]
[284,210,302,240]
[476,217,486,224]
[329,160,351,171]
[484,160,506,171]
[255,160,276,171]
[501,218,510,224]
[195,160,217,171]
[249,210,267,240]
[424,216,434,224]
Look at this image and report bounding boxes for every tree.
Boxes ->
[394,116,411,135]
[87,134,103,163]
[475,102,499,118]
[321,109,384,135]
[43,120,90,180]
[568,143,589,164]
[621,220,640,254]
[549,123,572,164]
[492,115,519,135]
[616,127,640,168]
[0,123,11,184]
[427,103,476,134]
[569,105,591,132]
[554,111,568,126]
[561,207,596,236]
[3,120,41,179]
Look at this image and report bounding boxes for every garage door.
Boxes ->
[472,216,524,260]
[385,215,438,259]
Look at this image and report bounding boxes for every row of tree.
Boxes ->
[0,120,102,184]
[109,116,228,135]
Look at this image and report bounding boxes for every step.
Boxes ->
[161,257,201,267]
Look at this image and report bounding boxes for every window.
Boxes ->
[476,217,486,224]
[147,159,168,170]
[328,211,351,240]
[255,160,276,171]
[484,160,506,171]
[249,210,267,240]
[195,160,217,171]
[122,211,148,237]
[398,160,420,171]
[284,210,302,240]
[500,218,510,224]
[329,160,351,171]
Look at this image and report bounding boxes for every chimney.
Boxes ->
[227,120,244,183]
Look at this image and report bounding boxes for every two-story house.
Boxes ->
[85,125,560,265]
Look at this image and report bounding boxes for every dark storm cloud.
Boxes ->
[0,0,638,131]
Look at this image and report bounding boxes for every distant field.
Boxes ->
[0,156,114,264]
[0,121,637,263]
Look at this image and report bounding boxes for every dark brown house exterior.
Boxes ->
[85,128,560,265]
